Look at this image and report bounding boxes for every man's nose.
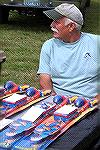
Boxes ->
[50,20,56,27]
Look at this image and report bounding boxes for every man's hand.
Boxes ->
[51,90,57,96]
[95,94,100,104]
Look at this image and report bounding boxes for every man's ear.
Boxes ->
[68,22,76,32]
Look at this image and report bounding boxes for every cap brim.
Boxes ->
[43,9,63,20]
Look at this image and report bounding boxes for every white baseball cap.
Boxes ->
[43,3,83,26]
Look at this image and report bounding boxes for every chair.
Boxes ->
[0,50,6,76]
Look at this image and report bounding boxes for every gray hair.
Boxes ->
[64,17,82,31]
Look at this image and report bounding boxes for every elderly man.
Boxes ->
[37,3,100,101]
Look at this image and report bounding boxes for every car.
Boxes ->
[0,0,91,24]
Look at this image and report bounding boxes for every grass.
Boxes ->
[82,0,100,33]
[0,16,52,87]
[0,0,100,88]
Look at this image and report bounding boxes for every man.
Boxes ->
[37,3,100,100]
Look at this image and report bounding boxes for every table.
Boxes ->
[0,0,90,24]
[47,108,100,150]
[6,96,100,150]
[0,95,99,150]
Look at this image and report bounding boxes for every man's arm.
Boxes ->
[95,94,100,104]
[39,73,56,95]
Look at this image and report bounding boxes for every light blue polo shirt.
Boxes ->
[37,33,100,99]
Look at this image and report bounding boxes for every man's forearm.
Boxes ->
[39,74,56,95]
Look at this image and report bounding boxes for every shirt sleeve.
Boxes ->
[37,40,51,75]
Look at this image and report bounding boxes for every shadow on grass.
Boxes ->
[4,0,100,34]
[7,11,52,32]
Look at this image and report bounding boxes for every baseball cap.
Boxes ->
[43,3,83,26]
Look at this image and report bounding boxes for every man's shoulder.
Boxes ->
[41,38,55,53]
[42,38,60,50]
[43,38,55,45]
[82,32,100,39]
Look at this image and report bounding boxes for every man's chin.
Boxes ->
[52,33,59,38]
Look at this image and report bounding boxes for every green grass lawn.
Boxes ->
[0,0,100,88]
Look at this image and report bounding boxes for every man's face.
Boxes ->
[50,17,71,41]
